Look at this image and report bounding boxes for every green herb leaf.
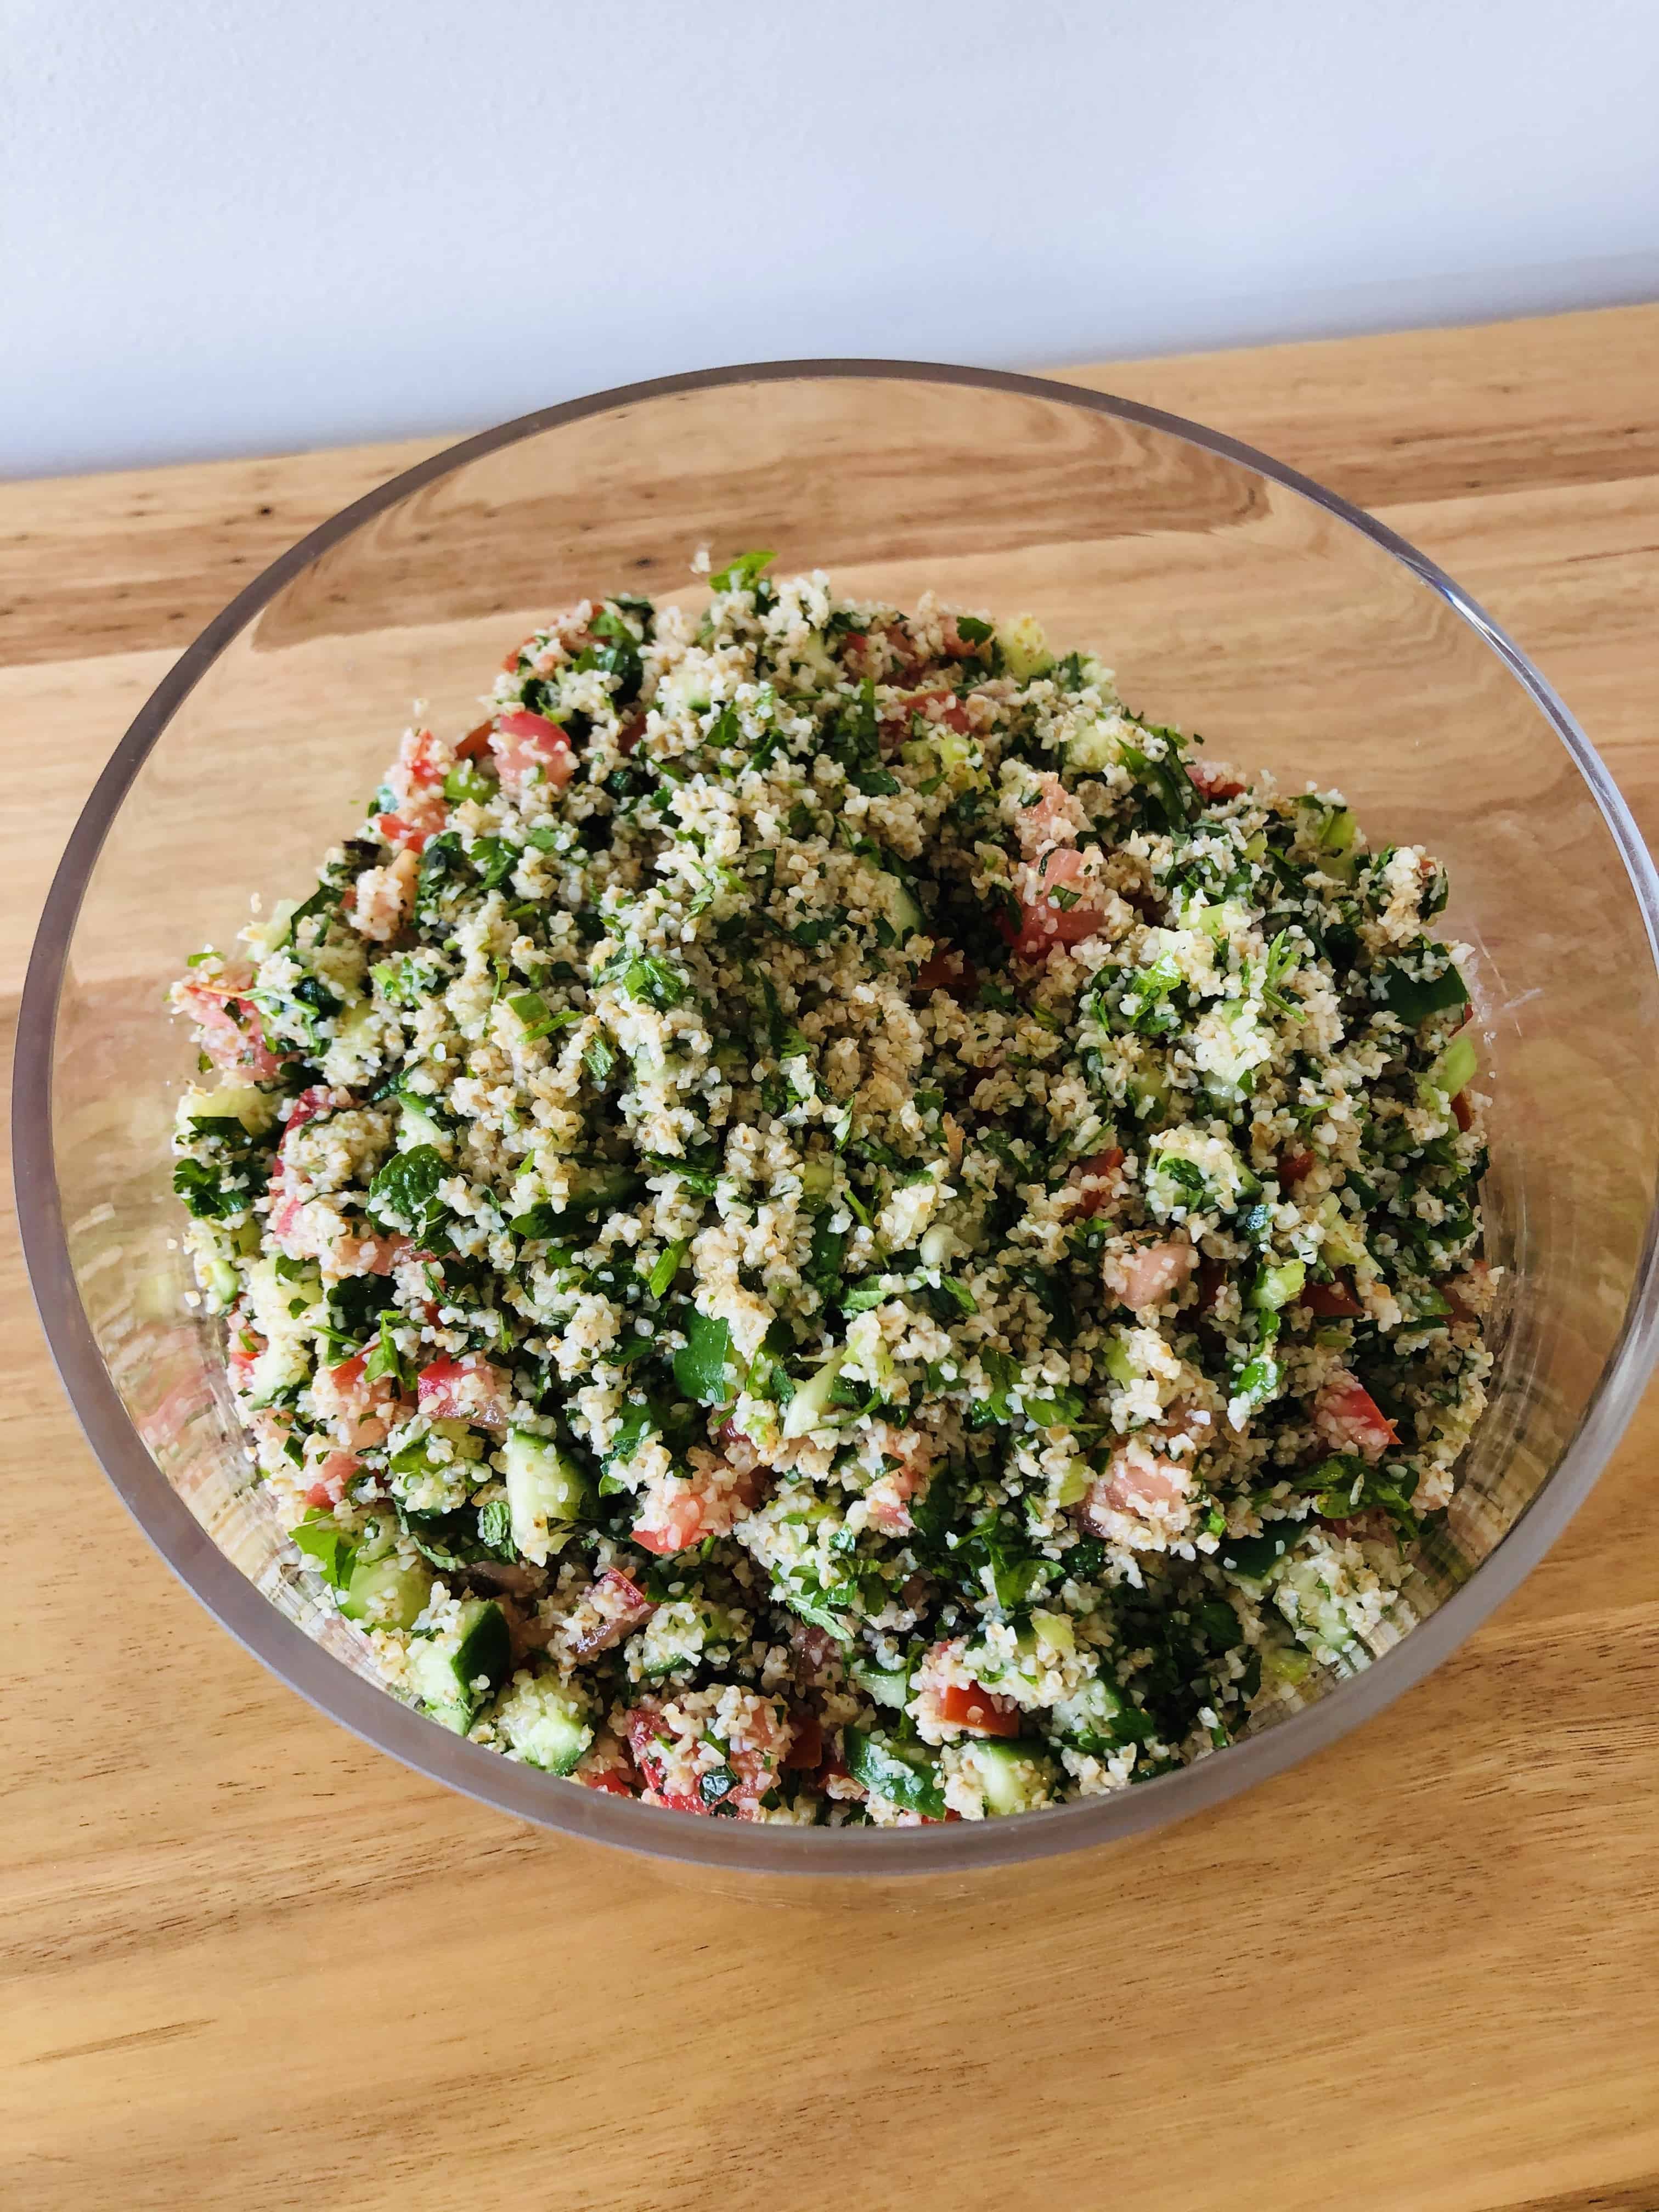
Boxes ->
[709,549,776,593]
[647,1239,690,1298]
[673,1311,733,1407]
[367,1144,448,1243]
[291,1516,357,1589]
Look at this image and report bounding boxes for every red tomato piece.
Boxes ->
[566,1567,655,1660]
[455,719,496,760]
[1452,1089,1474,1132]
[376,811,429,854]
[1104,1237,1195,1311]
[178,980,283,1081]
[1278,1150,1316,1185]
[785,1711,824,1770]
[1001,845,1108,961]
[1187,761,1246,802]
[1068,1147,1125,1220]
[580,1767,637,1799]
[1302,1276,1363,1318]
[416,1354,509,1431]
[934,1681,1023,1737]
[490,710,577,792]
[1313,1370,1397,1463]
[631,1496,705,1556]
[912,946,978,1001]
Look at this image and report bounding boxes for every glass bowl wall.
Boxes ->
[16,364,1659,1872]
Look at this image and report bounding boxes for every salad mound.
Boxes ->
[171,554,1493,1824]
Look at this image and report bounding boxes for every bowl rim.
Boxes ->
[15,356,1659,1875]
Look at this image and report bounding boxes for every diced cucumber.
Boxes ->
[901,726,980,786]
[407,1597,511,1731]
[1299,799,1360,882]
[781,1340,851,1439]
[879,871,924,941]
[492,1672,594,1774]
[1421,1032,1478,1107]
[1317,1193,1369,1269]
[504,1429,589,1565]
[1052,1457,1091,1507]
[961,1737,1056,1816]
[1125,1061,1171,1126]
[1251,1259,1306,1311]
[398,1096,449,1153]
[339,1550,435,1630]
[844,1730,946,1819]
[799,1155,835,1212]
[1066,715,1122,772]
[783,630,840,689]
[330,997,381,1060]
[1101,1334,1138,1387]
[1028,1608,1075,1656]
[997,613,1053,682]
[176,1082,278,1138]
[1049,1673,1123,1750]
[850,1657,911,1709]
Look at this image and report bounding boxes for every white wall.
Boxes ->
[4,0,1657,479]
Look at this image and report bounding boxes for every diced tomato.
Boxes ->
[1279,1150,1316,1185]
[632,1460,762,1555]
[934,1680,1022,1737]
[394,727,448,792]
[623,1707,702,1813]
[1068,1147,1125,1220]
[416,1354,510,1431]
[1105,1237,1195,1311]
[1187,761,1246,802]
[785,1711,824,1770]
[1195,1256,1227,1314]
[376,811,429,854]
[617,711,647,757]
[631,1493,706,1556]
[178,979,283,1081]
[1302,1274,1363,1318]
[912,946,978,1001]
[275,1087,344,1164]
[1452,1089,1474,1133]
[566,1567,655,1660]
[226,1329,263,1391]
[1001,845,1108,961]
[1313,1369,1398,1463]
[937,614,986,661]
[1014,774,1082,860]
[1084,1442,1192,1530]
[455,719,495,760]
[1443,1259,1491,1324]
[304,1449,358,1510]
[881,684,970,751]
[842,618,923,685]
[490,710,577,792]
[579,1766,637,1799]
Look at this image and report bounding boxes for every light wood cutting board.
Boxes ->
[2,304,1657,2212]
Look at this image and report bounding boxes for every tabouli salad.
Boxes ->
[170,554,1495,1825]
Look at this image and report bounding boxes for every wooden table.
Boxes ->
[4,308,1657,2212]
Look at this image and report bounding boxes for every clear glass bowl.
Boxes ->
[16,363,1659,1872]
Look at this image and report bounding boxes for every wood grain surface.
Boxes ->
[3,306,1658,2212]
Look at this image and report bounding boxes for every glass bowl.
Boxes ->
[16,363,1659,1874]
